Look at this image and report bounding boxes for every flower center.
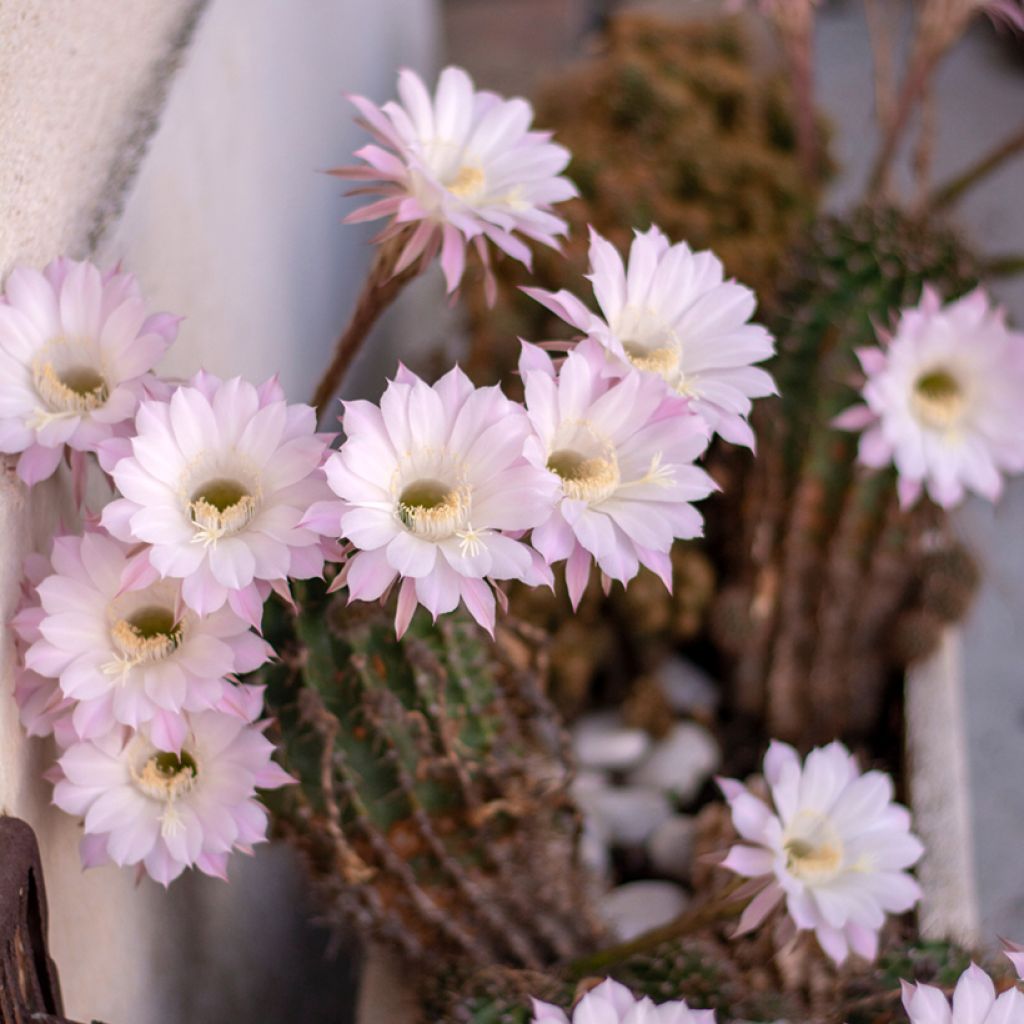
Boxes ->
[912,368,965,430]
[33,359,109,414]
[547,448,621,504]
[396,478,471,541]
[447,164,486,201]
[188,478,258,540]
[623,341,678,380]
[110,606,183,665]
[133,749,199,802]
[784,812,844,885]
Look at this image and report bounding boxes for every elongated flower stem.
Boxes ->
[929,125,1024,211]
[564,878,748,980]
[310,235,419,417]
[983,255,1024,279]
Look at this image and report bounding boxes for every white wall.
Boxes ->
[1,1,439,1021]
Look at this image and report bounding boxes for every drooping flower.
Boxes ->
[0,258,179,484]
[902,962,1024,1024]
[520,340,716,608]
[101,372,333,622]
[835,287,1024,509]
[52,702,292,885]
[527,226,776,448]
[531,978,715,1024]
[719,740,924,964]
[335,65,576,298]
[319,364,558,636]
[25,530,273,751]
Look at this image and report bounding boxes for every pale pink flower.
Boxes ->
[531,978,715,1024]
[52,702,292,885]
[835,287,1024,509]
[0,258,179,484]
[101,372,333,623]
[319,364,557,636]
[1004,939,1024,980]
[520,340,715,609]
[902,963,1024,1024]
[336,66,576,298]
[25,530,272,751]
[527,226,775,448]
[719,740,923,965]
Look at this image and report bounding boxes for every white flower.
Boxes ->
[531,978,715,1024]
[520,340,716,608]
[902,963,1024,1024]
[336,65,576,297]
[0,258,178,484]
[835,286,1024,508]
[53,701,292,886]
[25,530,273,751]
[719,740,924,964]
[527,226,776,448]
[319,364,557,636]
[101,372,332,622]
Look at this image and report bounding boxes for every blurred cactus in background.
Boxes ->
[464,12,825,384]
[258,584,601,977]
[708,205,981,746]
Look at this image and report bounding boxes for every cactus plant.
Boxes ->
[258,582,601,977]
[708,205,982,746]
[464,12,825,385]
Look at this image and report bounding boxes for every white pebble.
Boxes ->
[628,721,721,804]
[647,814,697,882]
[572,711,651,771]
[600,880,690,940]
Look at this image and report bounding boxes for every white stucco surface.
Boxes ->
[1,1,438,1020]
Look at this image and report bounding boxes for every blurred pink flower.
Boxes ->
[320,364,557,636]
[520,340,715,609]
[902,963,1024,1024]
[0,258,179,484]
[719,740,923,965]
[335,66,576,298]
[101,372,333,623]
[835,287,1024,509]
[531,978,715,1024]
[25,530,272,751]
[527,226,775,449]
[53,703,292,886]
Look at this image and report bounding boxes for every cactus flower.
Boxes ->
[719,740,924,964]
[0,258,179,484]
[531,978,715,1024]
[100,372,333,623]
[321,364,558,636]
[902,963,1024,1024]
[526,226,776,448]
[334,65,576,298]
[25,530,273,751]
[520,339,716,608]
[835,286,1024,509]
[53,703,292,886]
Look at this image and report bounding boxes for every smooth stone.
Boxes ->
[572,710,651,772]
[647,814,697,882]
[628,721,722,804]
[579,785,673,847]
[599,880,690,941]
[658,657,720,715]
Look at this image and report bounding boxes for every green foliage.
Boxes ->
[258,581,597,976]
[709,205,982,746]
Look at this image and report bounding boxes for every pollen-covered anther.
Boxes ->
[33,359,109,414]
[447,164,486,201]
[397,478,471,541]
[547,448,621,504]
[110,607,183,666]
[133,750,199,802]
[623,341,678,379]
[912,367,965,430]
[188,478,258,540]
